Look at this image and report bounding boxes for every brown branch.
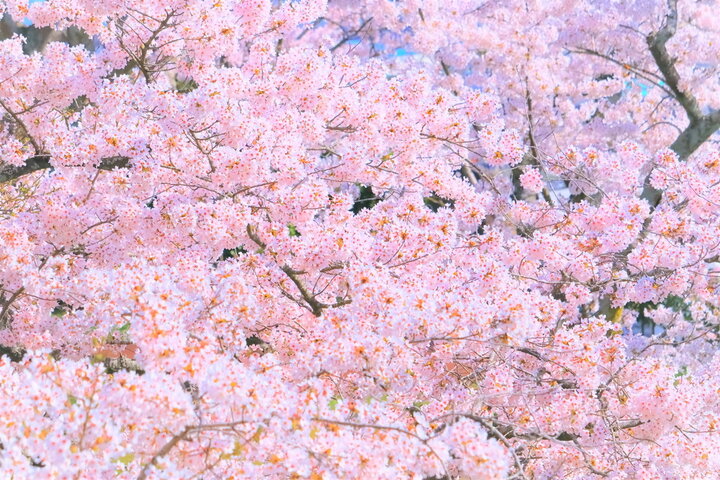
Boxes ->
[320,262,347,273]
[0,98,44,154]
[646,0,697,121]
[463,415,529,479]
[245,225,350,316]
[104,356,144,375]
[646,0,720,160]
[280,265,326,316]
[513,78,552,203]
[116,10,179,83]
[433,412,646,445]
[0,344,25,361]
[669,110,720,160]
[312,417,450,478]
[313,417,425,439]
[0,155,51,183]
[574,1,719,164]
[136,420,256,480]
[137,12,177,74]
[136,427,191,480]
[0,155,130,184]
[329,17,373,52]
[0,286,24,329]
[245,224,267,249]
[569,47,672,96]
[572,438,610,477]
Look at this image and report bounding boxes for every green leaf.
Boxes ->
[114,453,135,465]
[288,224,300,237]
[117,322,131,333]
[328,396,340,411]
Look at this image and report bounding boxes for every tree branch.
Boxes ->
[646,0,720,159]
[669,110,720,159]
[575,0,719,164]
[0,98,44,154]
[245,225,350,317]
[0,155,130,184]
[135,426,190,480]
[136,419,257,480]
[280,265,327,316]
[0,286,24,329]
[646,0,699,122]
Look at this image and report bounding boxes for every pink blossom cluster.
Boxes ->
[0,0,719,479]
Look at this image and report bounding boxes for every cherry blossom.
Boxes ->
[0,0,719,479]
